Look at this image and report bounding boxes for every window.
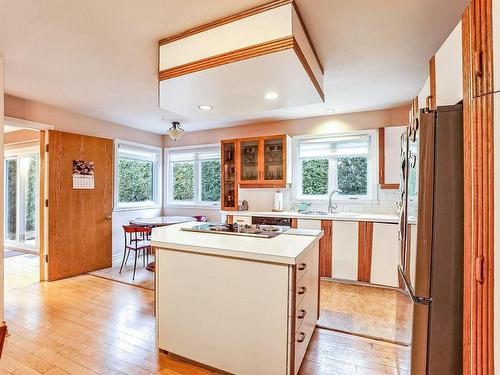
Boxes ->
[115,140,162,209]
[166,145,221,207]
[294,133,375,201]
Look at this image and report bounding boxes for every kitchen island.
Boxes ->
[151,222,323,375]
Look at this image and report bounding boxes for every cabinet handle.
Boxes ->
[298,309,307,319]
[298,263,307,271]
[297,286,307,295]
[297,332,306,343]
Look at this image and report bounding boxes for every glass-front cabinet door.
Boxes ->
[263,136,285,183]
[239,139,260,183]
[221,141,237,210]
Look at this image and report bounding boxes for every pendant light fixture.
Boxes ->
[167,121,184,141]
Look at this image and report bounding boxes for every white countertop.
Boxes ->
[151,222,323,265]
[221,210,400,224]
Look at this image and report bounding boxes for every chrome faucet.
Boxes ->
[328,189,341,213]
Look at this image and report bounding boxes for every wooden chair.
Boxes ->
[0,323,6,358]
[120,225,152,281]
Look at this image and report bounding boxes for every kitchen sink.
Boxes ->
[300,210,328,215]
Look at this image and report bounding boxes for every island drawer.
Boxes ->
[296,243,316,283]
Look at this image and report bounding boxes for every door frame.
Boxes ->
[4,117,53,282]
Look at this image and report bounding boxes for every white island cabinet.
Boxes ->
[152,223,323,375]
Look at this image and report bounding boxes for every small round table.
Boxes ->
[129,216,196,272]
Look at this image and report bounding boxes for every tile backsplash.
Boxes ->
[238,187,400,215]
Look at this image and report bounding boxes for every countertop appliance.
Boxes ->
[398,104,464,374]
[182,222,290,238]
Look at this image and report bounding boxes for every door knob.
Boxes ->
[105,214,112,220]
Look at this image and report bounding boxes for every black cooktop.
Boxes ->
[181,223,290,238]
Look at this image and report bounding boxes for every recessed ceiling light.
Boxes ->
[198,105,213,111]
[264,91,280,100]
[324,108,335,114]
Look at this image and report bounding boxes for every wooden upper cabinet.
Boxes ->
[470,0,493,97]
[221,140,238,211]
[223,134,290,189]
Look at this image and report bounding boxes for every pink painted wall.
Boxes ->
[5,95,163,147]
[164,105,409,147]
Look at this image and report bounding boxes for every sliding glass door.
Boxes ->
[4,151,39,251]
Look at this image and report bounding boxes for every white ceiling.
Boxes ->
[0,0,468,134]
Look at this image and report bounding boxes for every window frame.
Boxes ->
[114,139,162,211]
[165,143,221,209]
[4,145,40,251]
[292,131,378,203]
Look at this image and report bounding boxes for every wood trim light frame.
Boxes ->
[158,0,324,100]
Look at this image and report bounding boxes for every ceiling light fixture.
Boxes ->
[264,91,280,100]
[198,105,213,111]
[167,121,185,141]
[324,108,335,114]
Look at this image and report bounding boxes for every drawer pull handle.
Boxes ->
[297,332,306,343]
[298,263,307,271]
[298,309,307,319]
[298,286,307,295]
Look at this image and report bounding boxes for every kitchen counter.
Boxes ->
[151,221,323,265]
[154,221,323,374]
[221,210,400,223]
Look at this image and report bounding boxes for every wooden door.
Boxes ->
[47,131,113,281]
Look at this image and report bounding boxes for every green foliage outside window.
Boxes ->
[6,159,17,240]
[302,159,329,195]
[337,157,368,195]
[25,157,37,237]
[201,160,221,202]
[172,162,194,201]
[118,159,154,203]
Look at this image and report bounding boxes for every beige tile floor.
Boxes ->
[318,280,413,345]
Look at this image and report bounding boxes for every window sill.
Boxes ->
[113,204,162,212]
[291,198,379,205]
[164,203,221,210]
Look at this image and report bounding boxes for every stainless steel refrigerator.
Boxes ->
[398,104,464,374]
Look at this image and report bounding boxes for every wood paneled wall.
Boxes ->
[463,2,495,374]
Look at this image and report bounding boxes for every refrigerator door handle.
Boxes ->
[398,265,432,305]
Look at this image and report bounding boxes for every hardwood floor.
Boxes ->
[4,253,39,291]
[1,275,410,374]
[318,280,413,345]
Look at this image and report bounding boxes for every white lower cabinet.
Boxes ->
[370,223,400,287]
[156,242,319,375]
[331,221,359,281]
[297,219,322,230]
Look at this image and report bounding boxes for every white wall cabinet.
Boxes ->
[435,21,463,106]
[331,221,358,281]
[383,126,405,185]
[494,0,500,92]
[370,223,400,287]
